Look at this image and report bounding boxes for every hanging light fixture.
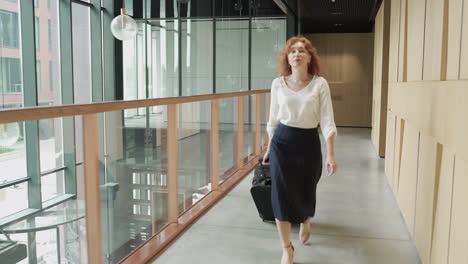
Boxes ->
[110,3,137,41]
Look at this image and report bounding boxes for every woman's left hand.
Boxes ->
[326,156,338,176]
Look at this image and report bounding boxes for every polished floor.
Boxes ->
[153,128,421,264]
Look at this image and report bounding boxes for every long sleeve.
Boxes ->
[319,78,337,141]
[267,79,280,139]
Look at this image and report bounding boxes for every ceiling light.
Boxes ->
[111,8,137,41]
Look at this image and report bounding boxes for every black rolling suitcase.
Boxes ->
[250,158,275,222]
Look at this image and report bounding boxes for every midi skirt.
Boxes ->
[269,123,323,224]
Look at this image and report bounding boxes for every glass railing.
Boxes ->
[0,90,269,264]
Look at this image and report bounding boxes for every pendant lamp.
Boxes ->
[110,4,137,41]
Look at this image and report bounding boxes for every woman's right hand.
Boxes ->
[262,151,270,165]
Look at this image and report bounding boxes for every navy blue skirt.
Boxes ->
[269,123,323,224]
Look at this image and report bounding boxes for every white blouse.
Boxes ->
[267,75,337,141]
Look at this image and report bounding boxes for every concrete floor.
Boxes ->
[153,128,421,264]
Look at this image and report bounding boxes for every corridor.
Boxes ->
[154,128,421,263]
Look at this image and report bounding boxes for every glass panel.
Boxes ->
[0,121,26,183]
[216,18,249,93]
[0,181,28,219]
[215,0,249,17]
[39,118,64,172]
[72,3,91,104]
[145,0,180,19]
[41,170,65,202]
[36,0,61,105]
[36,60,42,92]
[181,19,213,96]
[218,98,236,182]
[243,95,253,161]
[122,24,138,118]
[177,101,210,214]
[74,116,84,163]
[99,106,169,263]
[147,19,179,99]
[72,3,91,166]
[180,0,212,18]
[251,17,286,90]
[35,16,40,51]
[0,1,23,108]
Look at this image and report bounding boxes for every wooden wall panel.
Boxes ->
[448,157,468,263]
[306,33,373,127]
[407,0,426,81]
[398,0,407,82]
[371,83,381,151]
[459,0,468,79]
[374,7,384,84]
[379,0,468,261]
[430,147,455,264]
[384,111,396,186]
[423,0,444,80]
[391,80,468,160]
[446,0,464,80]
[389,0,402,84]
[414,134,438,264]
[393,117,404,193]
[372,5,384,156]
[396,121,419,235]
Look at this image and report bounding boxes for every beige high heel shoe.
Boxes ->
[281,242,294,264]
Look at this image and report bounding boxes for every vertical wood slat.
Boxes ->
[210,99,220,191]
[236,96,245,168]
[254,94,262,155]
[403,0,409,82]
[82,114,103,264]
[440,0,449,80]
[167,104,179,223]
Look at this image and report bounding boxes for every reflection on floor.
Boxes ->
[154,128,422,264]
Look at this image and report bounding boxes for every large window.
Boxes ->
[181,19,213,96]
[251,18,286,90]
[36,61,41,92]
[72,3,91,104]
[0,1,287,263]
[0,10,19,48]
[35,17,40,51]
[0,58,22,94]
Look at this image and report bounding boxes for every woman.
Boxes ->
[263,36,338,264]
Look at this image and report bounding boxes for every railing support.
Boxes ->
[236,96,245,168]
[167,104,179,223]
[210,99,220,191]
[82,114,103,264]
[265,93,271,145]
[254,94,262,155]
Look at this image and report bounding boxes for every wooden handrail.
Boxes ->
[0,90,270,124]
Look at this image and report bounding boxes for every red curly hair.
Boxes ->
[277,36,321,77]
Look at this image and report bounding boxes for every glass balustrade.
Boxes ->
[218,97,237,182]
[0,1,284,262]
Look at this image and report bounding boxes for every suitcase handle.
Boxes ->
[258,157,267,170]
[257,157,270,180]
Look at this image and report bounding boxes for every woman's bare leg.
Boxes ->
[299,217,311,244]
[276,219,294,264]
